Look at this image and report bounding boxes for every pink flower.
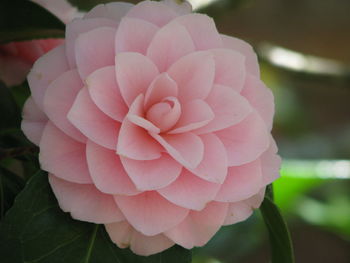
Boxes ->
[0,0,81,86]
[21,0,281,256]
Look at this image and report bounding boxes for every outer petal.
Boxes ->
[165,202,228,249]
[28,45,69,110]
[151,132,204,169]
[116,52,159,106]
[115,17,159,55]
[260,138,281,185]
[68,88,120,150]
[75,27,116,80]
[120,154,182,191]
[216,112,270,166]
[223,188,265,225]
[147,22,195,72]
[163,0,192,15]
[210,48,246,92]
[65,18,118,68]
[114,191,189,236]
[49,175,124,224]
[86,140,139,196]
[21,97,48,145]
[117,119,162,160]
[158,169,221,211]
[125,1,177,26]
[190,133,228,184]
[171,14,222,50]
[43,69,86,143]
[221,34,260,77]
[167,51,215,102]
[241,75,275,131]
[105,221,174,256]
[215,159,263,203]
[84,2,133,20]
[195,85,252,134]
[39,122,92,184]
[87,66,128,122]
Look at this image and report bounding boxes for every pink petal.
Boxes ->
[114,191,189,236]
[115,17,159,55]
[117,119,162,160]
[68,88,120,150]
[147,22,195,72]
[105,221,174,256]
[120,153,182,191]
[151,133,204,169]
[75,27,116,80]
[195,85,252,134]
[163,0,192,15]
[116,52,159,106]
[165,202,228,249]
[241,75,275,131]
[65,18,118,68]
[210,48,246,92]
[221,35,260,77]
[167,51,215,102]
[87,66,128,122]
[84,2,133,20]
[13,41,44,63]
[171,14,222,50]
[125,1,177,26]
[260,137,281,185]
[39,122,92,184]
[127,94,160,133]
[169,99,214,134]
[158,169,221,210]
[49,174,124,224]
[86,140,139,195]
[43,69,86,143]
[216,112,270,166]
[223,188,265,225]
[28,45,69,110]
[0,53,31,86]
[215,159,263,203]
[21,97,48,145]
[144,73,178,109]
[190,133,228,184]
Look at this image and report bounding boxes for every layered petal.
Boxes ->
[260,138,281,185]
[84,2,133,20]
[43,69,86,142]
[114,191,189,236]
[49,175,124,224]
[196,85,251,134]
[165,202,228,249]
[216,111,270,166]
[120,153,182,191]
[167,51,215,102]
[28,45,69,110]
[86,140,139,195]
[87,66,128,122]
[158,169,221,210]
[39,122,92,184]
[215,159,263,203]
[21,97,48,145]
[147,21,195,72]
[105,221,174,256]
[68,88,120,150]
[116,52,159,105]
[115,17,159,55]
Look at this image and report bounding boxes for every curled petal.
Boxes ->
[84,2,133,20]
[261,138,281,185]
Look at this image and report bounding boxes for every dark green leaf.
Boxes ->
[260,197,295,263]
[11,81,31,110]
[0,171,192,263]
[0,0,65,43]
[0,81,21,130]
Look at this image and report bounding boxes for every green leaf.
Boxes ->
[0,0,65,43]
[0,82,21,130]
[260,197,295,263]
[0,171,192,263]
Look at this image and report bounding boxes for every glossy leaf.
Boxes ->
[260,196,294,263]
[0,171,192,263]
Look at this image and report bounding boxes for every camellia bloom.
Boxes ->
[0,0,81,86]
[21,0,281,256]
